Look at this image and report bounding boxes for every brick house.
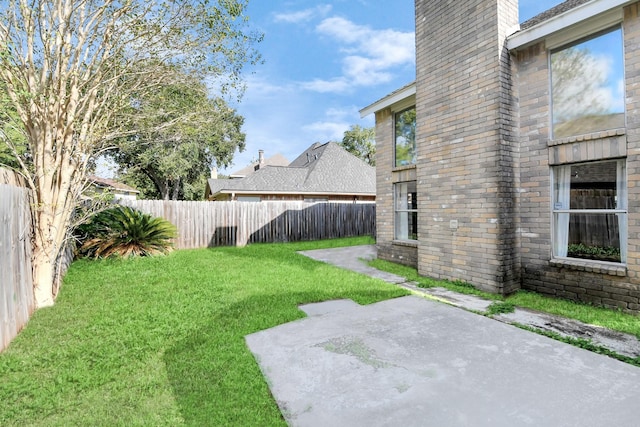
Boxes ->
[87,175,140,201]
[226,149,290,179]
[361,0,640,312]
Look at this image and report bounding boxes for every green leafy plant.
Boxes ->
[567,243,620,261]
[75,206,177,259]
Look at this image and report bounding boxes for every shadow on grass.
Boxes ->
[163,289,406,426]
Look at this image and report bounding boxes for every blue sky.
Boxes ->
[218,0,565,173]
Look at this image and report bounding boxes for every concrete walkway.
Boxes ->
[245,245,640,426]
[299,245,640,359]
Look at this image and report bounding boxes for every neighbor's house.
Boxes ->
[87,175,139,201]
[227,149,290,179]
[205,142,375,203]
[361,0,640,312]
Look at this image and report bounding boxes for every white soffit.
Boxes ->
[359,83,416,118]
[507,0,631,50]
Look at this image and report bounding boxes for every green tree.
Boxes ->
[0,0,261,308]
[111,77,245,201]
[339,125,376,166]
[0,83,27,170]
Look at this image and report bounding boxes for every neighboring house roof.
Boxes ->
[88,175,140,194]
[520,0,592,30]
[206,142,375,199]
[228,153,290,178]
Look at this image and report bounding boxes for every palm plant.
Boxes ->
[76,206,177,259]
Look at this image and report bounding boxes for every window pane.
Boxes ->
[394,211,418,241]
[551,28,624,138]
[394,181,417,241]
[409,211,417,240]
[394,181,417,210]
[569,162,617,209]
[395,107,416,167]
[552,160,626,262]
[557,213,621,262]
[396,211,409,240]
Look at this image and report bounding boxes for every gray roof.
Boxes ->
[206,142,375,198]
[520,0,592,29]
[88,175,139,194]
[229,153,290,178]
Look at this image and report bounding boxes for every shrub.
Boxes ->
[75,206,177,259]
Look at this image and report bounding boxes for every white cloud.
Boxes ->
[324,107,353,121]
[615,78,625,113]
[241,75,294,99]
[300,78,350,93]
[273,5,332,24]
[302,120,349,142]
[304,16,415,93]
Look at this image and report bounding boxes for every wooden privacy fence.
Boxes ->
[569,189,619,247]
[0,179,34,352]
[118,200,376,249]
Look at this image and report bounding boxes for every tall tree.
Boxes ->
[0,83,27,169]
[0,0,261,308]
[339,125,376,166]
[111,77,245,200]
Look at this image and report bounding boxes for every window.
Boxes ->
[550,27,624,139]
[394,107,416,167]
[394,181,417,241]
[552,160,626,263]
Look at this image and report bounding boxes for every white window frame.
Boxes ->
[394,181,417,241]
[551,159,627,264]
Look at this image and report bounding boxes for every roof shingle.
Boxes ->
[520,0,593,29]
[206,142,375,198]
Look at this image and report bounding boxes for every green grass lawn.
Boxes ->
[3,238,639,426]
[370,258,640,339]
[0,236,408,427]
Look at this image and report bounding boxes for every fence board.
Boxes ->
[0,183,35,352]
[119,200,376,249]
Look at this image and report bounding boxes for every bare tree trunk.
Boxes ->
[31,244,56,308]
[171,177,181,200]
[30,184,76,308]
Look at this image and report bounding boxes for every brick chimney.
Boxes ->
[255,149,265,171]
[415,0,519,294]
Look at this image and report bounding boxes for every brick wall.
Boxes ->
[513,3,640,312]
[371,0,640,313]
[374,93,419,267]
[414,0,519,293]
[375,107,395,260]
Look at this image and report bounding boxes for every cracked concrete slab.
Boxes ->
[299,245,640,359]
[246,296,640,427]
[494,307,640,358]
